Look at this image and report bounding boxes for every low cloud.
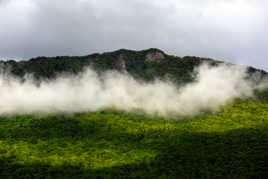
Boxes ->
[0,63,266,116]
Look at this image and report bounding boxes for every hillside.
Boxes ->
[0,99,267,178]
[1,48,267,84]
[0,49,268,178]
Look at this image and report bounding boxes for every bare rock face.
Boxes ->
[115,54,126,70]
[146,52,165,62]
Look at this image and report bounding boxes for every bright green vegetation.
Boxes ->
[0,98,267,178]
[0,48,267,178]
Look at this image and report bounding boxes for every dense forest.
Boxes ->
[1,48,267,84]
[0,49,268,178]
[0,99,268,178]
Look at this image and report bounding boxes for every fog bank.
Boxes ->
[0,63,263,116]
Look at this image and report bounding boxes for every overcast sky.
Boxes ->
[0,0,267,71]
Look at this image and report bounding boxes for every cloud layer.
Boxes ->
[0,0,267,71]
[0,63,261,116]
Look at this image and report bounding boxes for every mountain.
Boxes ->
[0,49,268,178]
[0,48,267,83]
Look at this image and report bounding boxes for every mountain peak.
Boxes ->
[0,48,267,83]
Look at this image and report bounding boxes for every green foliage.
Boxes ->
[0,48,267,178]
[0,99,267,178]
[3,48,264,84]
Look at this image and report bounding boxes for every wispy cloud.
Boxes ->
[0,63,263,116]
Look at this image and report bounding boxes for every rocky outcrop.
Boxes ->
[115,54,126,70]
[146,51,165,62]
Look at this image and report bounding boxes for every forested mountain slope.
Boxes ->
[1,48,267,83]
[0,49,268,178]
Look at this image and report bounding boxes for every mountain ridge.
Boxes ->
[0,48,267,84]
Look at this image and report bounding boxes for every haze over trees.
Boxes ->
[0,49,267,178]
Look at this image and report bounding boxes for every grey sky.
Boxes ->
[0,0,267,71]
